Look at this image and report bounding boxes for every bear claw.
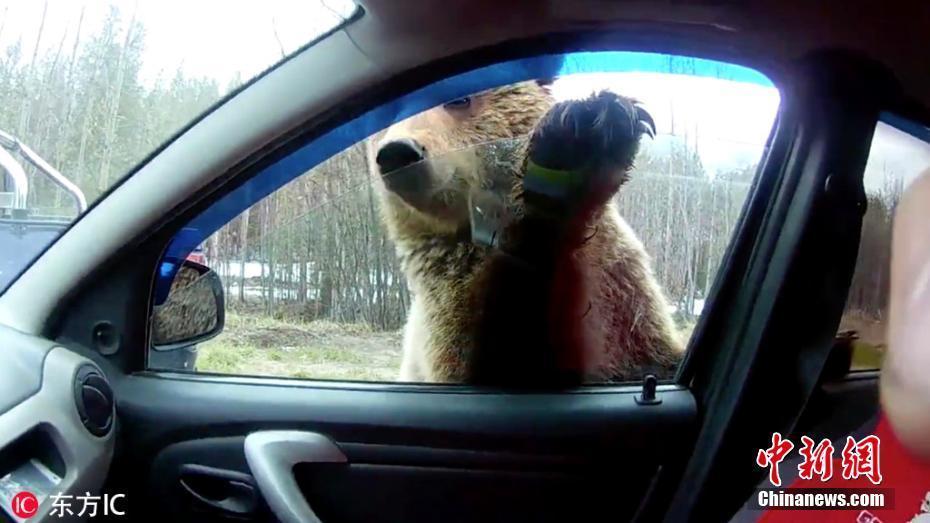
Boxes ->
[529,90,653,173]
[523,90,654,218]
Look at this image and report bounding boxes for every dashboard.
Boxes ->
[0,326,114,522]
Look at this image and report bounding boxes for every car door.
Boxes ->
[99,49,728,523]
[107,53,866,523]
[0,4,921,523]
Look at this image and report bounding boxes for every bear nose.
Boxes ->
[376,139,426,174]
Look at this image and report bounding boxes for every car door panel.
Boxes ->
[296,463,611,523]
[111,374,695,522]
[793,372,880,444]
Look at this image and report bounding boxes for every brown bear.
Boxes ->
[371,80,683,386]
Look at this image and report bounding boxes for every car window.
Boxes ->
[0,0,358,294]
[150,51,780,384]
[838,115,930,372]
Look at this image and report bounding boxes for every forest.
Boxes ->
[199,137,896,336]
[0,5,896,377]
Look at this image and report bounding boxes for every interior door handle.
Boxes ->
[179,464,259,516]
[244,430,347,523]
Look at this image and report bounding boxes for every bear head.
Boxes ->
[372,81,554,240]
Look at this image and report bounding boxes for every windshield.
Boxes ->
[0,0,357,293]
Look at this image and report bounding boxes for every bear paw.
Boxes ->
[523,90,655,218]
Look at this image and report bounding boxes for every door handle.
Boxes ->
[179,463,259,516]
[244,430,347,523]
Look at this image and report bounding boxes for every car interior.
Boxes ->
[1,1,929,522]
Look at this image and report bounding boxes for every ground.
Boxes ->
[840,311,887,370]
[196,312,403,381]
[194,311,885,381]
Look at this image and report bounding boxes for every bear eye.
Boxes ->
[443,97,472,110]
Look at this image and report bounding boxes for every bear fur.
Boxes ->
[372,81,683,385]
[152,264,219,346]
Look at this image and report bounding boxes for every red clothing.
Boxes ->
[757,416,930,523]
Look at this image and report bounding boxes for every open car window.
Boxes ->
[837,114,930,372]
[150,51,781,385]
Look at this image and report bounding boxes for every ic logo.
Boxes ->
[11,491,38,519]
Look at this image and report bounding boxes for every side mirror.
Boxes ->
[151,259,225,351]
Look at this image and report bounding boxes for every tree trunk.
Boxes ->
[238,209,250,303]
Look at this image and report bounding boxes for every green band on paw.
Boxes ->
[524,160,581,199]
[526,160,579,185]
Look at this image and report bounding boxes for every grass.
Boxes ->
[193,311,888,382]
[195,312,403,381]
[850,340,885,370]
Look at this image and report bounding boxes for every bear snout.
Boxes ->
[376,138,426,175]
[376,138,438,202]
